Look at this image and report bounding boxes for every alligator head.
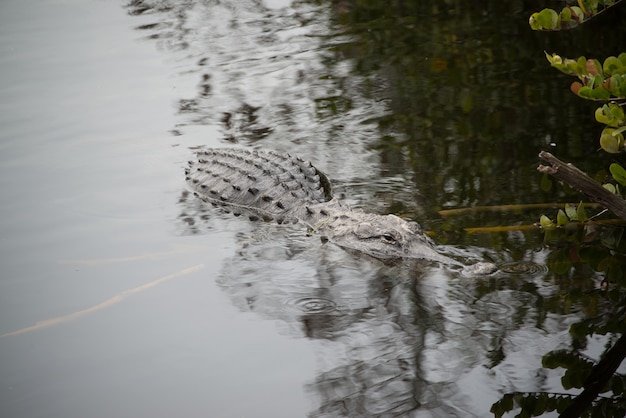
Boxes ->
[316,211,453,264]
[317,212,497,274]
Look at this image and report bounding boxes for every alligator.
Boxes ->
[185,148,497,275]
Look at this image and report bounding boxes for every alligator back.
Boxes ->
[185,148,333,222]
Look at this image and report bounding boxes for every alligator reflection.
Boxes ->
[178,188,558,416]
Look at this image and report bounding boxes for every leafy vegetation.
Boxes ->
[544,52,626,154]
[492,2,626,417]
[529,0,623,30]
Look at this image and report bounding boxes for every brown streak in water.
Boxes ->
[0,264,204,338]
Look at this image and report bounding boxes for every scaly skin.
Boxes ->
[186,148,496,274]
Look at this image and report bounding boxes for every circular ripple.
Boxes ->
[498,261,549,275]
[283,297,338,314]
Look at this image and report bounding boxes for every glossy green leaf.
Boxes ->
[530,8,559,30]
[568,6,585,23]
[604,56,625,76]
[577,85,611,100]
[609,103,625,119]
[596,105,611,125]
[565,204,578,221]
[605,75,625,96]
[576,56,588,75]
[595,103,624,127]
[540,215,556,229]
[531,1,624,31]
[600,128,624,153]
[610,163,626,186]
[591,87,611,100]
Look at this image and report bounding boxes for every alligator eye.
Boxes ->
[381,234,397,243]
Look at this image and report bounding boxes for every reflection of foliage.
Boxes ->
[492,336,626,417]
[543,220,626,280]
[494,216,626,415]
[501,186,626,406]
[326,0,626,239]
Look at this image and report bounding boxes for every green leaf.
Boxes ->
[540,215,556,229]
[590,87,611,100]
[568,6,585,23]
[565,204,578,221]
[576,202,588,222]
[577,85,611,100]
[603,183,617,194]
[604,56,625,76]
[610,163,626,186]
[595,103,624,127]
[559,7,572,23]
[609,103,625,119]
[596,105,611,125]
[600,128,624,153]
[576,56,587,76]
[605,75,626,97]
[578,86,594,99]
[545,51,562,66]
[529,13,543,30]
[536,8,559,29]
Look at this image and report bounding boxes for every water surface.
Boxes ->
[1,0,624,417]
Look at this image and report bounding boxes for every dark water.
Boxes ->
[1,0,625,417]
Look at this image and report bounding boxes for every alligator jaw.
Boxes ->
[313,211,496,273]
[312,211,458,264]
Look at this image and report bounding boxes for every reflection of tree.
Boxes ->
[124,0,391,183]
[128,0,626,415]
[126,0,626,244]
[327,0,626,233]
[492,223,626,417]
[215,227,580,416]
[175,189,570,415]
[216,223,428,416]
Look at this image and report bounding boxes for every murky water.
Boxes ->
[1,0,625,417]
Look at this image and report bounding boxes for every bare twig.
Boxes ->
[537,151,626,221]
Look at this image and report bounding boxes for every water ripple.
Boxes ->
[283,297,338,314]
[498,261,549,275]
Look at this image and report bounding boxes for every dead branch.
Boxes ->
[537,151,626,221]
